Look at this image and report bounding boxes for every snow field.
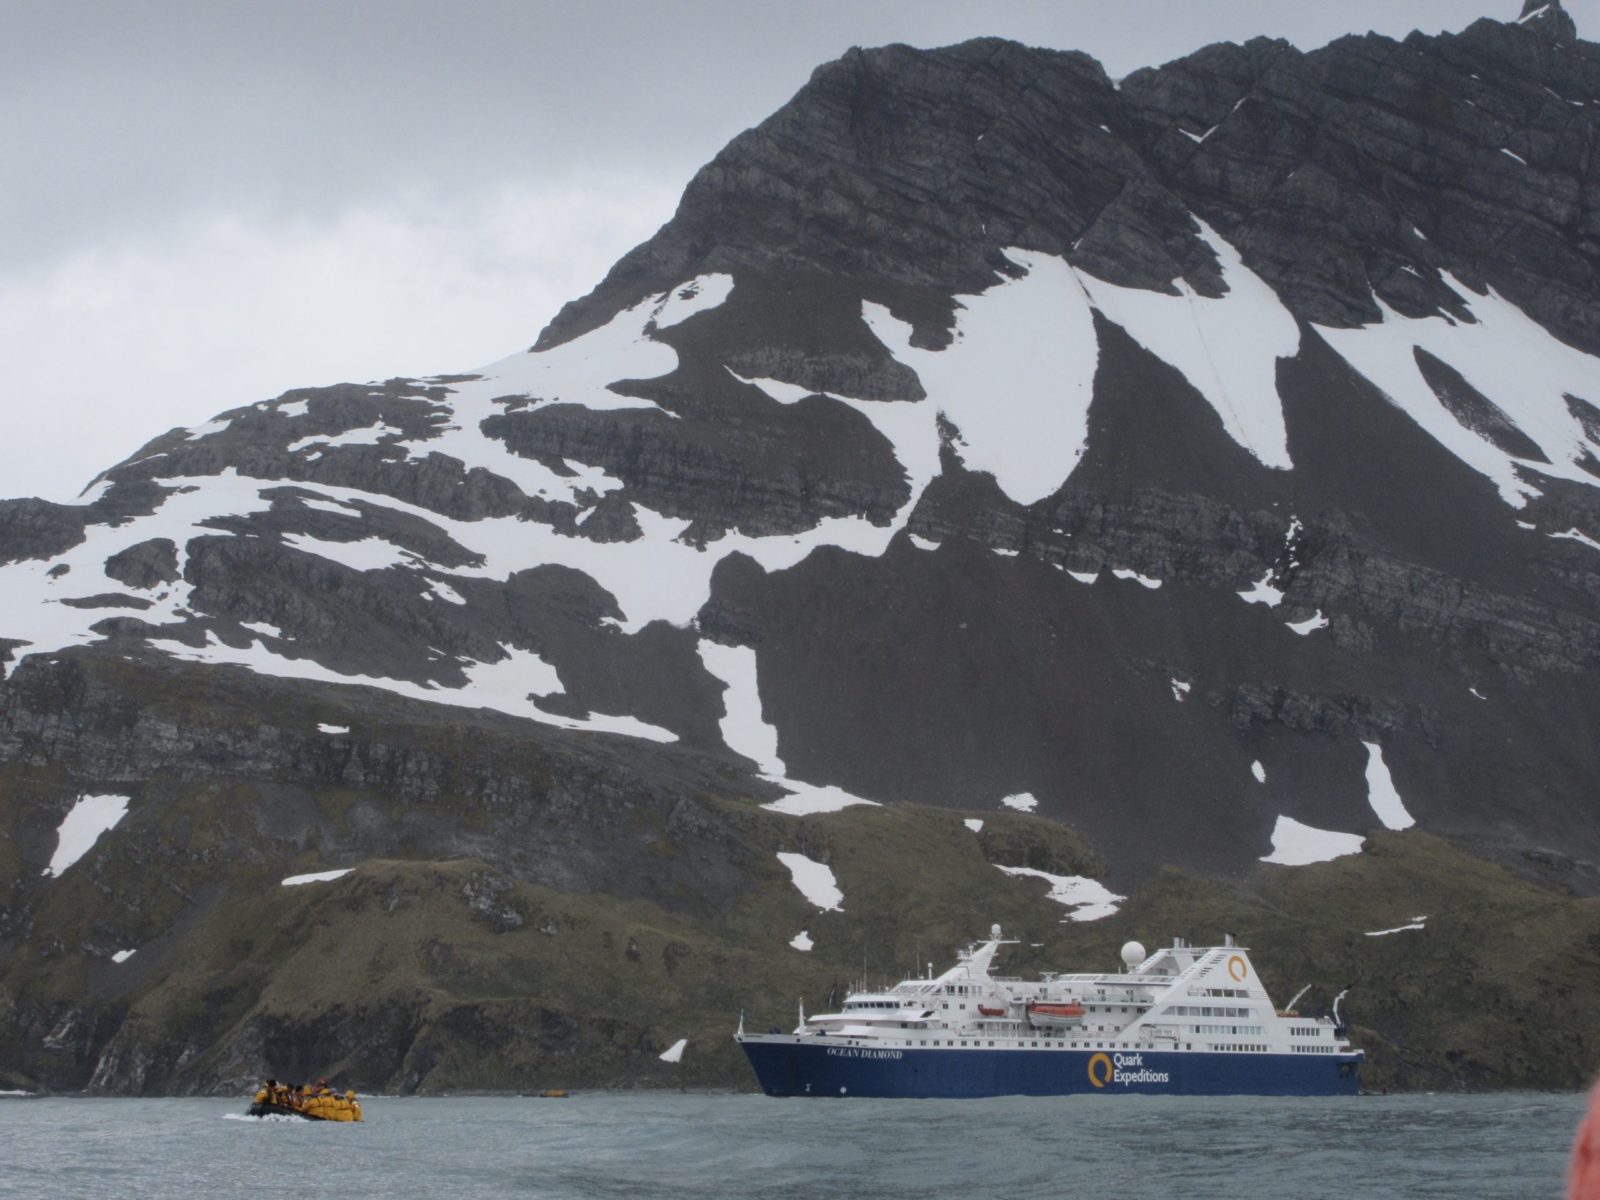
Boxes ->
[1553,528,1600,552]
[1365,916,1427,937]
[1077,220,1299,470]
[863,248,1099,506]
[776,852,844,912]
[1316,277,1600,507]
[1238,572,1285,607]
[1111,568,1162,589]
[280,868,353,886]
[695,640,878,814]
[1259,815,1365,866]
[994,865,1123,922]
[1286,611,1329,635]
[43,794,130,878]
[658,1038,688,1063]
[1362,742,1415,830]
[287,422,408,454]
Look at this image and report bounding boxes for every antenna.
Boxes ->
[1283,984,1312,1014]
[737,1008,745,1037]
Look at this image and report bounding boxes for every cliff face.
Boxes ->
[4,2,1600,1095]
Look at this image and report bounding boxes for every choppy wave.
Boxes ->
[2,1093,1586,1199]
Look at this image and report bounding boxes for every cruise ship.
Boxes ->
[736,926,1362,1097]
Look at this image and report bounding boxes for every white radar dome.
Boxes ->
[991,924,1003,940]
[1120,941,1147,968]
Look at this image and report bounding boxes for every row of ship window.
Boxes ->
[906,1040,1172,1050]
[1165,1005,1253,1018]
[868,1039,1314,1053]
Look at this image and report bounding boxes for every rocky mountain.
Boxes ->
[4,0,1600,1096]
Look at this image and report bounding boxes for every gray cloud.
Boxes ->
[2,0,1578,500]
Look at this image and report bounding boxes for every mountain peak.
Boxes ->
[1517,0,1577,43]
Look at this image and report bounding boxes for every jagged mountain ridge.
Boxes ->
[4,1,1600,1094]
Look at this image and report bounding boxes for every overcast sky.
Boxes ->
[4,0,1589,502]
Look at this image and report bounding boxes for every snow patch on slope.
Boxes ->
[652,274,734,329]
[1078,220,1299,469]
[1363,742,1416,830]
[864,249,1099,506]
[696,641,878,815]
[658,1038,688,1063]
[43,794,130,878]
[281,868,352,886]
[1316,278,1600,507]
[282,533,418,573]
[1238,572,1285,607]
[1286,610,1329,635]
[287,422,407,454]
[1553,528,1600,552]
[995,865,1123,922]
[776,852,844,911]
[1112,568,1162,589]
[1260,815,1364,865]
[1366,916,1427,937]
[398,274,734,512]
[728,369,941,540]
[153,629,674,742]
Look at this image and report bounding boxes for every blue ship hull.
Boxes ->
[739,1039,1362,1098]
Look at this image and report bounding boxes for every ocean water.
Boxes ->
[0,1091,1583,1200]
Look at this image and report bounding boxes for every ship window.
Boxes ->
[961,1041,967,1047]
[988,1041,995,1047]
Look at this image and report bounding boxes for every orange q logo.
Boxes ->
[1087,1053,1114,1089]
[1227,955,1248,982]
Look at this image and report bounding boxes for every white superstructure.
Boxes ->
[776,926,1355,1058]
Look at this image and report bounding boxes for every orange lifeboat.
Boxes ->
[1026,1001,1086,1028]
[977,1005,1006,1017]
